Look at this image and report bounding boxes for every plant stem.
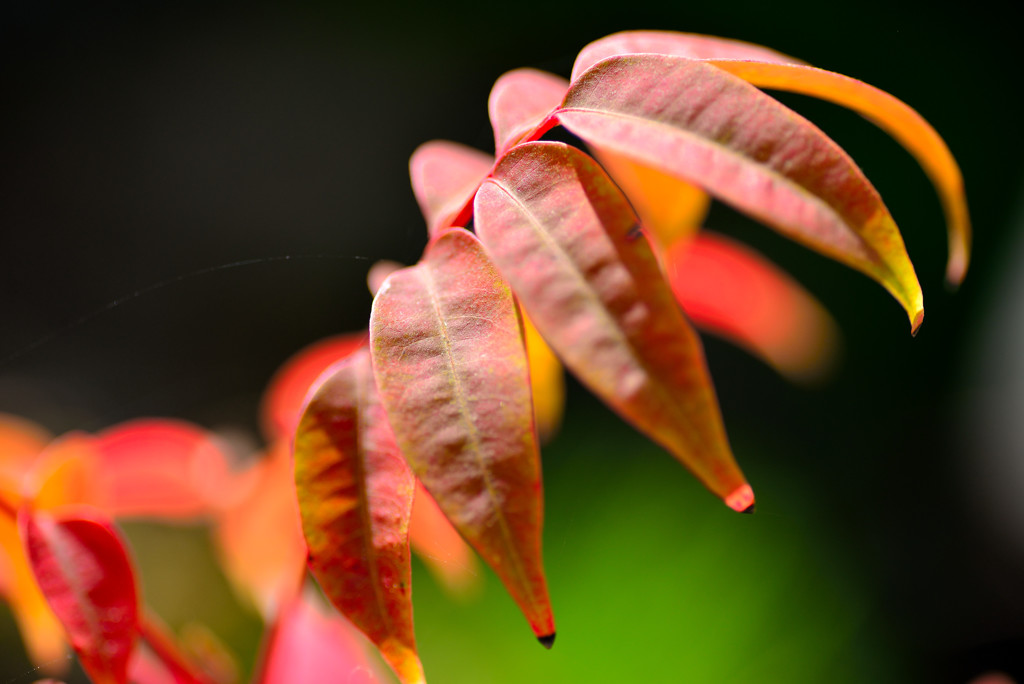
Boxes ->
[139,610,219,684]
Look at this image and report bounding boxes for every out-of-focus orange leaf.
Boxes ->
[475,142,752,512]
[19,507,139,684]
[666,232,840,383]
[256,592,388,684]
[370,228,556,645]
[488,68,568,157]
[0,413,51,502]
[558,54,924,333]
[260,333,366,442]
[409,140,493,236]
[294,348,423,684]
[591,152,711,250]
[213,441,307,618]
[408,480,480,598]
[521,312,565,444]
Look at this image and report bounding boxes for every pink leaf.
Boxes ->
[19,507,139,684]
[558,54,923,332]
[408,140,493,236]
[571,29,801,82]
[488,68,568,157]
[474,142,752,511]
[369,228,556,644]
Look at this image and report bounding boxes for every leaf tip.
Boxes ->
[725,484,755,513]
[537,633,556,649]
[910,308,924,337]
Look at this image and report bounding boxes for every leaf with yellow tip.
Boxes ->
[559,54,924,332]
[294,348,424,684]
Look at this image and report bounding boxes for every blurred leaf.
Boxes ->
[370,228,555,643]
[475,142,752,511]
[19,508,138,684]
[408,480,481,598]
[667,232,840,383]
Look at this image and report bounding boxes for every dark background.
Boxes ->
[2,2,1022,682]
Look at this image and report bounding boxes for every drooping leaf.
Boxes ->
[474,141,753,512]
[704,60,971,285]
[256,592,388,684]
[213,441,307,618]
[19,507,139,684]
[409,141,493,236]
[667,232,840,383]
[488,69,568,157]
[572,30,970,285]
[261,333,366,441]
[369,228,555,644]
[294,348,424,684]
[571,30,801,82]
[407,480,481,598]
[557,54,924,332]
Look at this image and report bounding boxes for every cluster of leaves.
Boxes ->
[0,30,967,684]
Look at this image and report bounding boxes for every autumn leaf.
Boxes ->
[370,228,556,645]
[294,348,424,684]
[19,507,139,684]
[557,54,923,332]
[572,29,970,285]
[488,68,568,157]
[409,141,493,237]
[474,141,752,511]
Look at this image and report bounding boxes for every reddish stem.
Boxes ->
[139,610,219,684]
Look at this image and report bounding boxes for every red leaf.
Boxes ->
[293,348,424,684]
[19,507,139,684]
[558,54,923,332]
[474,142,752,512]
[408,140,493,236]
[369,228,555,644]
[667,232,840,384]
[488,68,568,157]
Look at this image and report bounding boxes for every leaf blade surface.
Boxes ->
[369,228,555,642]
[474,141,752,511]
[558,54,923,331]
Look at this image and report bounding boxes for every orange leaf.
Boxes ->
[294,348,424,684]
[370,228,556,644]
[474,142,752,511]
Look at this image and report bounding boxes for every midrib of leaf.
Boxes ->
[483,177,707,451]
[416,264,531,598]
[352,357,393,640]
